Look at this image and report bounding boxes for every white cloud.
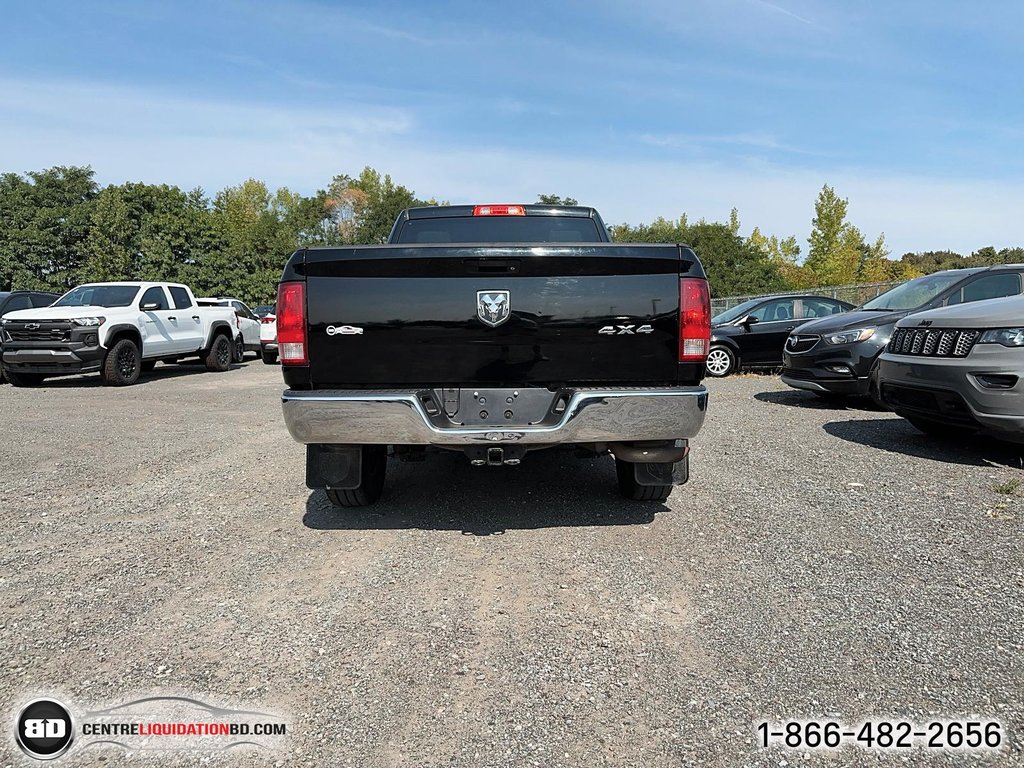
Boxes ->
[1,77,1021,258]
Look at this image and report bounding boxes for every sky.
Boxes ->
[1,0,1022,257]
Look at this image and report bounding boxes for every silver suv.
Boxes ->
[877,294,1024,442]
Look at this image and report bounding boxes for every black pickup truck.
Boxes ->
[278,204,710,506]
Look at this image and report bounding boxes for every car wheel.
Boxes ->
[906,416,972,439]
[6,370,45,387]
[325,446,388,507]
[101,338,141,386]
[232,335,245,363]
[261,348,278,365]
[705,346,735,377]
[615,458,672,502]
[204,334,233,372]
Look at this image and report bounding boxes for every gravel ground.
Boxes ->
[1,361,1022,767]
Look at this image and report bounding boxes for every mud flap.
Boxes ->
[634,455,689,486]
[306,444,362,489]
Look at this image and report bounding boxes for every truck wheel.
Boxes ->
[326,446,387,507]
[615,458,672,502]
[101,338,141,386]
[6,370,45,387]
[705,346,735,377]
[261,348,278,365]
[204,334,232,372]
[232,335,245,363]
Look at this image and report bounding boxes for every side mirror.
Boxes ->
[740,315,759,328]
[141,302,160,312]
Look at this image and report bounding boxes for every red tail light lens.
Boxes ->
[260,316,275,324]
[473,205,526,216]
[276,282,307,365]
[679,278,711,361]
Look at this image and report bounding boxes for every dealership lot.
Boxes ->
[2,363,1022,767]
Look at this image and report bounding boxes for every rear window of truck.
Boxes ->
[396,216,604,244]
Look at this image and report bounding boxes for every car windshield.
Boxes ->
[53,285,140,308]
[861,272,968,311]
[712,299,763,324]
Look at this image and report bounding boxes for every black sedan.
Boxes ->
[706,295,854,376]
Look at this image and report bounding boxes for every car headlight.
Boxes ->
[979,328,1024,347]
[823,328,876,345]
[71,316,106,326]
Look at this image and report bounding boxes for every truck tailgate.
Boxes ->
[298,244,699,388]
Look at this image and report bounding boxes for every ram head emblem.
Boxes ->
[476,290,511,327]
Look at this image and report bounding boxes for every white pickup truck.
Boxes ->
[0,281,238,387]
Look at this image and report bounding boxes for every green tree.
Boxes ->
[328,167,421,244]
[80,182,221,285]
[203,179,292,303]
[0,166,97,291]
[805,184,861,285]
[200,180,338,303]
[614,214,786,297]
[537,194,579,206]
[748,226,810,288]
[857,233,891,282]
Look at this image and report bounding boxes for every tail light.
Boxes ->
[276,282,307,365]
[679,278,710,361]
[261,315,275,324]
[473,205,526,216]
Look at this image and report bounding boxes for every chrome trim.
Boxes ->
[785,334,820,354]
[282,387,708,445]
[780,375,829,392]
[3,348,82,363]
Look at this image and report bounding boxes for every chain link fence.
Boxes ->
[711,280,903,315]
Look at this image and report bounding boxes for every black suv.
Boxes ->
[0,290,59,383]
[781,265,1024,399]
[707,294,854,376]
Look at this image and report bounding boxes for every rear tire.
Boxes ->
[204,334,232,372]
[232,335,244,363]
[101,338,141,386]
[261,348,278,365]
[326,446,388,507]
[615,458,672,502]
[705,346,736,377]
[6,370,45,387]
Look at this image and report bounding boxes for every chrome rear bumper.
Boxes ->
[282,387,708,446]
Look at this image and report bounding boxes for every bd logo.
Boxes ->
[16,699,74,760]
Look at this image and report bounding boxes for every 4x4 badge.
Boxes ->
[477,290,511,327]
